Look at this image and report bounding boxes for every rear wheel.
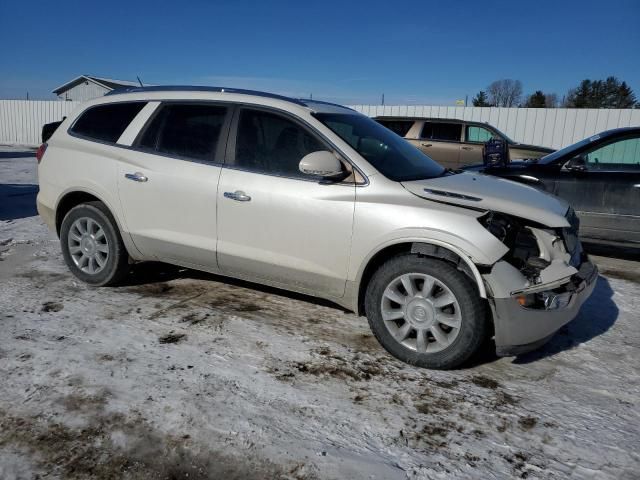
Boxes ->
[60,201,129,286]
[365,254,487,369]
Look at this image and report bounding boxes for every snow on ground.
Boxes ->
[1,147,639,479]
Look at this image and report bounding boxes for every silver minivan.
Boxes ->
[36,86,596,369]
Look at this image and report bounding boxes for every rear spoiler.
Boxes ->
[42,119,64,143]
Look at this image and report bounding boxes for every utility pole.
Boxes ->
[465,94,468,107]
[381,93,385,106]
[26,91,29,100]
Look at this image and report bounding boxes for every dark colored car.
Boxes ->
[465,127,640,247]
[374,117,553,169]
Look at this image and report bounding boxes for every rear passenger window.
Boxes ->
[138,104,227,161]
[421,122,462,142]
[376,120,414,137]
[70,102,146,143]
[233,109,327,179]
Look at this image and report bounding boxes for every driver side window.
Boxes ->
[585,137,640,170]
[234,109,328,179]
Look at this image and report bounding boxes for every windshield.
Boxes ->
[314,113,445,181]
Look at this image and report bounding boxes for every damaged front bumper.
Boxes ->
[484,257,598,357]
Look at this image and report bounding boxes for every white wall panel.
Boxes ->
[1,100,639,148]
[0,100,81,146]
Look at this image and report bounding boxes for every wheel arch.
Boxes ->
[355,240,488,316]
[55,189,112,235]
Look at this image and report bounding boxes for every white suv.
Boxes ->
[36,86,597,369]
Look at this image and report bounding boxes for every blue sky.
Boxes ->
[1,0,638,104]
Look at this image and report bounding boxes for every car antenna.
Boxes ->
[137,76,144,87]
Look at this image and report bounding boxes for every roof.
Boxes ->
[52,75,141,94]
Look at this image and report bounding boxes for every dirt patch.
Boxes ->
[270,355,384,383]
[127,282,175,295]
[599,268,640,284]
[518,416,538,431]
[414,397,454,415]
[493,390,519,408]
[181,312,211,325]
[159,333,187,344]
[41,301,63,313]
[0,407,316,480]
[61,391,110,413]
[470,375,500,389]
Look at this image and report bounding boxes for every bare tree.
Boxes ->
[487,79,523,107]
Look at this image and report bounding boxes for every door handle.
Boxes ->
[461,146,474,151]
[224,190,251,202]
[124,172,148,182]
[421,143,433,147]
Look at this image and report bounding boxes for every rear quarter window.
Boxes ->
[421,122,462,142]
[70,102,146,143]
[376,120,414,137]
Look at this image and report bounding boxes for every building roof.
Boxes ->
[52,75,141,94]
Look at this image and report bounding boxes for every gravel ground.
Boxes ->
[1,147,639,479]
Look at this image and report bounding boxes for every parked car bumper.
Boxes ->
[490,259,598,356]
[36,193,56,232]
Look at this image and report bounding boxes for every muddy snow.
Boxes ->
[1,147,639,479]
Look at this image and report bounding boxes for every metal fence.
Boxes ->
[1,99,639,149]
[348,105,640,149]
[0,100,81,146]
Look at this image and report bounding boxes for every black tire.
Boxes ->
[365,254,487,370]
[60,201,130,286]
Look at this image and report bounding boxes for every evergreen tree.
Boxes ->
[525,90,546,107]
[472,91,490,107]
[565,77,637,108]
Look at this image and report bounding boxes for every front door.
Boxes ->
[553,134,640,244]
[117,102,231,267]
[459,124,496,166]
[216,107,355,298]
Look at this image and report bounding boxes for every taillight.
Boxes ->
[36,143,48,164]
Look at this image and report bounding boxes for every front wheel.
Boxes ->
[60,201,130,286]
[365,254,488,369]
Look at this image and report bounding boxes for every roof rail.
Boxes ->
[105,85,307,106]
[300,99,356,111]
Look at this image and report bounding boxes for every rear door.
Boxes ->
[413,121,462,169]
[216,107,356,298]
[116,102,232,267]
[460,124,496,166]
[554,133,640,244]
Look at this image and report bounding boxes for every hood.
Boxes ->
[401,172,570,228]
[510,142,555,154]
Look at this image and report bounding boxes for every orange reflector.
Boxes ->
[516,296,527,306]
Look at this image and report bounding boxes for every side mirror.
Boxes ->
[565,155,587,172]
[299,151,345,178]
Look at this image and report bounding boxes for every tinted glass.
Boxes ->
[139,104,227,161]
[376,120,414,137]
[466,126,495,143]
[234,109,327,178]
[421,122,462,141]
[315,113,445,182]
[71,102,146,143]
[585,137,640,170]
